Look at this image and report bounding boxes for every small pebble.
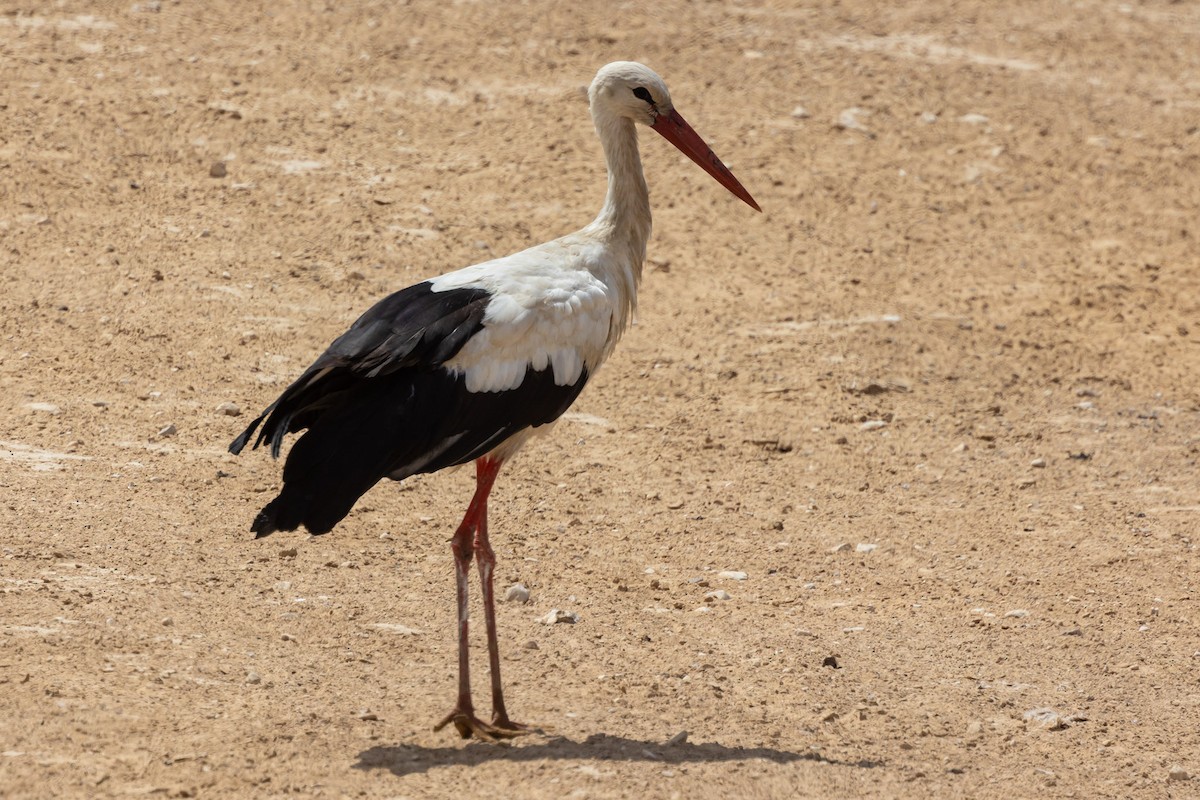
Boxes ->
[705,590,732,601]
[216,402,241,417]
[790,106,810,119]
[959,113,989,125]
[209,161,227,178]
[1005,609,1030,618]
[664,730,688,746]
[157,423,177,438]
[836,107,872,136]
[25,402,61,415]
[855,543,878,553]
[246,671,262,685]
[1168,765,1190,782]
[830,543,852,553]
[539,609,580,625]
[718,570,748,581]
[860,419,888,431]
[504,583,530,603]
[356,710,379,721]
[161,617,173,627]
[1023,707,1084,730]
[1031,457,1047,468]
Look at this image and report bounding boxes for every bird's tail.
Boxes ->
[244,376,431,536]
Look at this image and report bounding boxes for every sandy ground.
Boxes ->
[3,1,1200,797]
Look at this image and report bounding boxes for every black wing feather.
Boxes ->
[230,282,492,458]
[229,280,591,537]
[249,365,588,536]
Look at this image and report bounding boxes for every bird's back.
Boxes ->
[230,237,627,537]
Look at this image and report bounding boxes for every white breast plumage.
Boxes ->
[430,241,617,393]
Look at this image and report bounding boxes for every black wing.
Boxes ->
[228,281,590,536]
[229,281,492,458]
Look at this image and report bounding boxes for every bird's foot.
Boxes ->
[433,709,534,742]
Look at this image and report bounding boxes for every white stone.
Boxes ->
[25,402,61,415]
[504,583,530,603]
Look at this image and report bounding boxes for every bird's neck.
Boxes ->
[591,114,652,242]
[586,113,651,333]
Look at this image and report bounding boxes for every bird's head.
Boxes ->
[588,61,760,212]
[588,61,674,128]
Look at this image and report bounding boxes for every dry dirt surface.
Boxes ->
[3,1,1200,797]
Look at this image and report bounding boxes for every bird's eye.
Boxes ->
[632,87,654,104]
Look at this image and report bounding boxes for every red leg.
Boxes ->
[432,500,478,738]
[472,460,530,733]
[432,458,527,740]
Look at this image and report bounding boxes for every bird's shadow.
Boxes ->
[355,732,882,778]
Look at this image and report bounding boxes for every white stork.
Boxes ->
[229,61,759,740]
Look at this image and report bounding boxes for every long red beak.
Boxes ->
[651,108,761,212]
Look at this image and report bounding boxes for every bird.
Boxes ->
[228,61,760,741]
